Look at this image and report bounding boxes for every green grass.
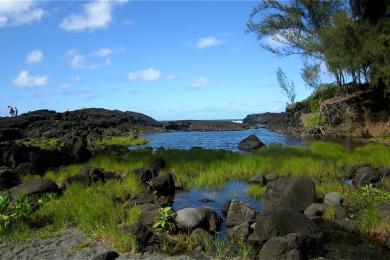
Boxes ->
[247,184,266,199]
[30,181,143,252]
[3,141,390,254]
[359,207,390,240]
[92,135,149,149]
[18,138,64,150]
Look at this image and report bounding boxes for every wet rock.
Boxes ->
[92,251,119,260]
[304,203,325,218]
[258,233,314,260]
[353,167,381,186]
[175,208,207,231]
[149,158,166,173]
[226,222,250,240]
[238,135,265,151]
[324,192,342,206]
[0,167,20,190]
[335,218,358,233]
[263,177,316,212]
[221,200,231,218]
[127,223,155,251]
[203,208,222,233]
[248,175,266,186]
[255,208,322,243]
[226,199,256,227]
[149,173,175,196]
[264,173,278,183]
[10,178,60,200]
[139,203,160,227]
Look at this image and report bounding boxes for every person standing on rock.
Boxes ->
[7,106,15,117]
[14,107,18,117]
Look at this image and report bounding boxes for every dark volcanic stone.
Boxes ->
[10,179,60,199]
[0,167,20,190]
[353,167,382,186]
[0,128,22,141]
[259,233,314,260]
[127,223,155,251]
[226,199,256,227]
[238,135,265,151]
[263,177,316,212]
[149,158,166,173]
[226,222,250,240]
[149,173,175,196]
[255,207,322,243]
[92,251,119,260]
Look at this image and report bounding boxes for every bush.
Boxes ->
[305,83,339,112]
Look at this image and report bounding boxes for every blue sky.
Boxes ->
[0,0,331,120]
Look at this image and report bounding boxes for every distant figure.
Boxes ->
[14,107,18,117]
[7,106,15,117]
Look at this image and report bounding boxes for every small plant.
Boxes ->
[153,207,176,232]
[350,184,390,212]
[323,205,336,222]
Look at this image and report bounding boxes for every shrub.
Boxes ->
[153,207,176,232]
[305,83,339,112]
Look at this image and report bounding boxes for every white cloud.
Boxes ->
[128,68,162,81]
[196,37,225,49]
[12,70,48,87]
[0,0,44,27]
[59,0,128,32]
[26,50,43,64]
[66,49,109,69]
[190,77,212,90]
[94,47,124,57]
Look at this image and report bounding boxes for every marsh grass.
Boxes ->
[18,138,64,150]
[93,135,149,149]
[247,184,266,199]
[359,207,390,239]
[32,182,142,252]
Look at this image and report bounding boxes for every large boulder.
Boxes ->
[133,168,156,184]
[149,173,175,196]
[263,177,316,212]
[226,199,256,227]
[255,208,322,243]
[0,167,20,190]
[258,233,315,260]
[238,135,265,151]
[353,167,382,186]
[149,158,166,173]
[10,179,60,199]
[175,207,221,232]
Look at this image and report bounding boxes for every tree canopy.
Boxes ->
[247,0,390,97]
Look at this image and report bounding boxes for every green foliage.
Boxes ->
[304,83,339,112]
[92,135,149,149]
[0,193,54,235]
[247,184,266,200]
[153,207,176,232]
[359,206,390,237]
[301,113,325,129]
[276,67,296,104]
[301,60,321,89]
[349,184,390,212]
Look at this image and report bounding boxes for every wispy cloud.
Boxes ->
[12,70,48,87]
[55,76,80,89]
[0,0,44,27]
[189,77,212,90]
[26,50,43,64]
[196,37,225,49]
[66,49,109,69]
[59,0,128,32]
[128,68,175,81]
[94,47,124,57]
